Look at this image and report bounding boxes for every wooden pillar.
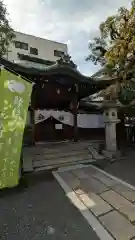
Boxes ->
[30,109,35,145]
[73,84,79,142]
[30,83,36,145]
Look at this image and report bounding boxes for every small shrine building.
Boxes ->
[0,55,114,144]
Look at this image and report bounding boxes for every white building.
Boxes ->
[6,31,68,69]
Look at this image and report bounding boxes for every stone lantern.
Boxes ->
[101,100,122,158]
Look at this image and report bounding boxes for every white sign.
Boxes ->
[55,124,63,129]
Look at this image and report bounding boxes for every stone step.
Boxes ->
[33,150,91,160]
[24,148,88,157]
[34,159,95,172]
[33,145,89,153]
[33,154,92,168]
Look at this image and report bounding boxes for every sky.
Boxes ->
[4,0,131,76]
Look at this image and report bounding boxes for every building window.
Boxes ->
[15,41,28,50]
[30,47,38,55]
[54,50,64,57]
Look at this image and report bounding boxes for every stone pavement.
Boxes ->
[54,165,135,240]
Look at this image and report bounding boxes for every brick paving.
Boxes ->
[57,165,135,240]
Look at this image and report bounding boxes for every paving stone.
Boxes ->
[83,166,99,177]
[72,169,88,179]
[113,184,135,203]
[80,177,108,194]
[79,192,112,217]
[59,172,87,195]
[59,171,81,190]
[60,172,92,195]
[100,211,135,240]
[93,172,118,187]
[74,188,86,195]
[101,190,135,222]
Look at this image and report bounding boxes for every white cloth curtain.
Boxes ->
[77,114,105,128]
[35,110,52,124]
[35,110,73,125]
[52,110,74,126]
[35,110,105,128]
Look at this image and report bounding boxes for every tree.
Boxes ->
[0,0,15,57]
[87,0,135,103]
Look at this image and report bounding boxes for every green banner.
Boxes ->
[0,68,32,189]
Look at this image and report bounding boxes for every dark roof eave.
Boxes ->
[18,53,55,66]
[0,57,90,83]
[0,57,116,87]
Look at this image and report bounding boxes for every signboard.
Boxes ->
[0,68,32,189]
[55,124,63,129]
